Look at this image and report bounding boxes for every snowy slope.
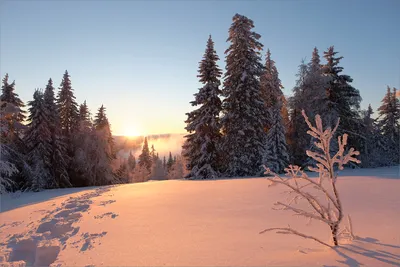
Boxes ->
[0,166,399,266]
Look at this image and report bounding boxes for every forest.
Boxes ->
[1,14,399,193]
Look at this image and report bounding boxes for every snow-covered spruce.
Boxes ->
[260,49,285,130]
[322,46,362,137]
[261,110,360,247]
[288,48,327,166]
[377,86,400,165]
[44,78,71,188]
[23,90,53,190]
[221,14,267,177]
[183,35,223,179]
[138,137,152,174]
[72,103,117,186]
[57,70,79,142]
[263,102,289,174]
[1,73,26,130]
[0,101,20,193]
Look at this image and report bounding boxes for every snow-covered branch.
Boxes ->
[261,110,360,247]
[259,227,332,247]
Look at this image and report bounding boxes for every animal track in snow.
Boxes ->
[99,200,116,206]
[94,212,119,219]
[6,237,61,267]
[79,232,108,252]
[1,187,113,267]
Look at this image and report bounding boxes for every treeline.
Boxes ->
[118,137,187,182]
[1,71,123,193]
[183,14,400,179]
[0,71,188,193]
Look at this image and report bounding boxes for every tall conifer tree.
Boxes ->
[183,35,223,179]
[221,14,267,176]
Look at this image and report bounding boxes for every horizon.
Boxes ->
[1,0,399,136]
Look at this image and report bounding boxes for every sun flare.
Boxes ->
[123,127,141,138]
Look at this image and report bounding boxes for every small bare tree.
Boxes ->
[260,110,360,247]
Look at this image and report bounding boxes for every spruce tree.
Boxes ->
[359,104,387,167]
[71,101,95,186]
[167,151,174,172]
[263,101,289,173]
[183,35,223,179]
[150,144,157,163]
[57,70,79,140]
[221,14,267,176]
[1,74,27,152]
[0,101,24,193]
[322,46,362,135]
[1,74,26,127]
[94,105,115,160]
[92,105,116,185]
[128,151,136,171]
[0,75,29,190]
[377,86,400,164]
[79,100,92,125]
[44,78,71,187]
[288,61,309,165]
[24,90,53,190]
[288,48,327,166]
[260,49,284,129]
[116,160,129,183]
[138,137,151,172]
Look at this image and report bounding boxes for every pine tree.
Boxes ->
[94,105,115,161]
[359,104,387,167]
[1,74,26,128]
[44,78,71,187]
[377,86,400,165]
[128,151,136,171]
[116,160,129,183]
[1,74,26,148]
[288,48,327,166]
[167,151,174,172]
[263,102,289,173]
[288,60,309,165]
[150,144,157,163]
[57,70,79,140]
[221,14,267,176]
[71,102,95,186]
[138,137,151,172]
[91,125,117,185]
[79,100,92,125]
[260,49,284,129]
[322,46,362,135]
[0,101,22,193]
[183,36,223,179]
[24,90,53,190]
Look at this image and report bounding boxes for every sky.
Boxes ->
[1,0,399,136]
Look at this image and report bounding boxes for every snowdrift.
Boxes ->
[0,166,399,266]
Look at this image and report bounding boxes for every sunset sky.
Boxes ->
[1,0,399,136]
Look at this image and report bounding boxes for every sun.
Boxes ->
[123,126,141,138]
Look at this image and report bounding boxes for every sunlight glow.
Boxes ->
[123,126,141,138]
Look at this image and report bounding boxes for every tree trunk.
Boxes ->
[330,224,339,246]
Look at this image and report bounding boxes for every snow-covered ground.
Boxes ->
[0,166,399,266]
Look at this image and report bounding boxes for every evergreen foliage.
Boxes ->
[183,35,223,179]
[221,14,267,176]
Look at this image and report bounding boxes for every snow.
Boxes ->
[0,166,399,266]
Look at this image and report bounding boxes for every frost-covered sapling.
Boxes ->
[260,110,360,247]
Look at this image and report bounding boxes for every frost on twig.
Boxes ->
[261,110,360,247]
[260,226,332,247]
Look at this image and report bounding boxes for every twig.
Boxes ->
[259,227,332,248]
